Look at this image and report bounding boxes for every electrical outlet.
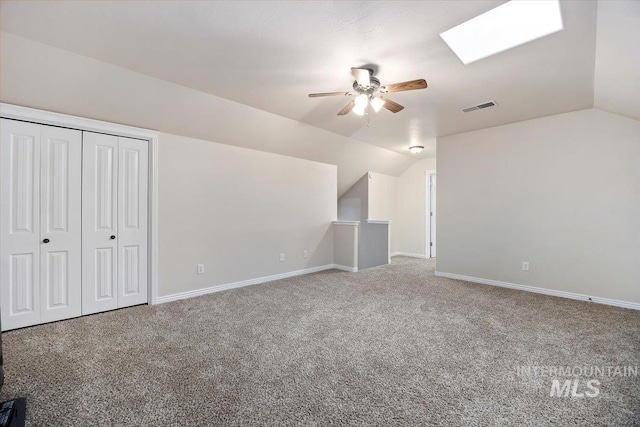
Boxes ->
[522,262,529,271]
[303,250,308,258]
[197,264,205,274]
[280,253,285,262]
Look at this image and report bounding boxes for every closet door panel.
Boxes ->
[82,132,118,315]
[117,137,148,307]
[39,126,82,323]
[1,119,41,330]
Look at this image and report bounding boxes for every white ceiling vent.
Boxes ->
[462,101,497,113]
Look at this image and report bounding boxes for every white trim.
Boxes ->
[333,220,360,226]
[425,169,436,259]
[392,252,428,259]
[434,271,640,311]
[333,264,358,273]
[156,264,350,304]
[148,137,160,305]
[366,219,391,224]
[0,103,160,307]
[0,103,158,140]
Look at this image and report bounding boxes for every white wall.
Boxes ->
[159,133,336,297]
[436,108,640,304]
[368,172,399,254]
[397,158,437,257]
[593,0,640,121]
[0,31,415,196]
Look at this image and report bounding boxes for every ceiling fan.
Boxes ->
[308,67,428,116]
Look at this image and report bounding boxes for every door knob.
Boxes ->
[110,235,116,240]
[42,238,50,244]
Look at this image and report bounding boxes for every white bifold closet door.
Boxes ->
[1,119,82,330]
[82,132,148,315]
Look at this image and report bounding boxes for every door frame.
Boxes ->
[425,169,436,258]
[0,103,161,305]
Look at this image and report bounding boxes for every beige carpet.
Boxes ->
[1,257,639,426]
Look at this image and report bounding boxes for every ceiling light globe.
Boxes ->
[409,145,424,154]
[354,94,368,108]
[371,97,385,112]
[353,105,366,116]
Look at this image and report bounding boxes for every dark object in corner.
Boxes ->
[0,315,26,427]
[0,316,4,392]
[0,398,26,427]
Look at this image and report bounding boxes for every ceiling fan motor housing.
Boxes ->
[353,76,381,95]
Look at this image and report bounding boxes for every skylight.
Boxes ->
[440,0,564,65]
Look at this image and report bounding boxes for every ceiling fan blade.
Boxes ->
[337,101,356,116]
[383,79,428,93]
[381,97,404,113]
[351,68,371,87]
[308,91,352,98]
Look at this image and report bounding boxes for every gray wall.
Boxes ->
[333,225,358,270]
[359,223,389,270]
[338,173,390,270]
[436,108,640,304]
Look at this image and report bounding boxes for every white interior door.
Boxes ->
[1,120,41,330]
[39,126,82,323]
[117,137,148,308]
[430,174,437,258]
[82,132,119,315]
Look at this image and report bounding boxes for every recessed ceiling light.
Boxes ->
[440,0,564,65]
[409,146,424,154]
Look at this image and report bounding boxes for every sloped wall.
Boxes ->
[0,31,415,197]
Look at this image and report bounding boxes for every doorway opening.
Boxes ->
[426,171,436,258]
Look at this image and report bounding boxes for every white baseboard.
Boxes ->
[435,271,640,311]
[333,264,358,272]
[392,252,428,259]
[157,264,352,304]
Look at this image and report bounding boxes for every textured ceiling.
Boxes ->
[0,0,601,158]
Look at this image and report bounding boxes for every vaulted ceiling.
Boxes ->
[3,0,631,162]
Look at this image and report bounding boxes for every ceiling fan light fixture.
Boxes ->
[308,66,427,117]
[354,94,368,108]
[409,145,424,154]
[353,104,366,116]
[371,97,385,112]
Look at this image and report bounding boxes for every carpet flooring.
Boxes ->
[1,257,639,426]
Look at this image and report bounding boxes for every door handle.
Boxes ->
[110,235,116,240]
[42,238,50,244]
